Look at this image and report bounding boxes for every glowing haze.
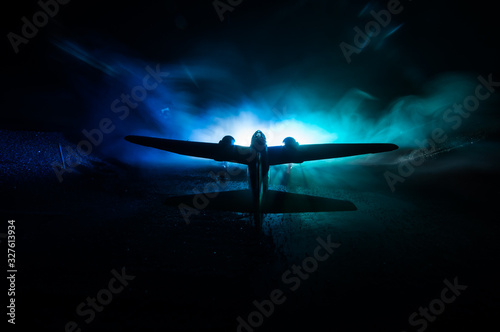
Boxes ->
[51,37,486,168]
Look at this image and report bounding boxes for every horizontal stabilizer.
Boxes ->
[165,190,357,214]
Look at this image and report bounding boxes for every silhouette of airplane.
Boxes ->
[125,131,398,230]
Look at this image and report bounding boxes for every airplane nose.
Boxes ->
[252,131,266,148]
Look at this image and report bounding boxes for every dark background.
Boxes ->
[1,0,499,331]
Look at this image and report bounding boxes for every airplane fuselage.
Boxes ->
[247,131,269,228]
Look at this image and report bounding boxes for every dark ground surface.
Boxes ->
[1,130,500,332]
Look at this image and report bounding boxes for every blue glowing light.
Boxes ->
[50,38,480,168]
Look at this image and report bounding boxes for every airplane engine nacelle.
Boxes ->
[219,135,235,146]
[282,137,299,150]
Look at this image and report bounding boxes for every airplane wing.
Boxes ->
[124,135,254,165]
[268,143,398,165]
